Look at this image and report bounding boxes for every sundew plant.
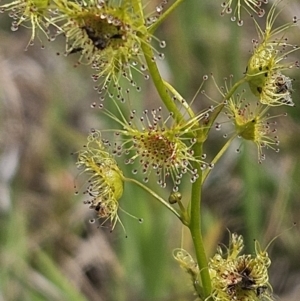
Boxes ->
[0,0,300,300]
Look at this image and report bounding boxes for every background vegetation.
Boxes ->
[0,1,300,300]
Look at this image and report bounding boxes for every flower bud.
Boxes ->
[76,130,124,229]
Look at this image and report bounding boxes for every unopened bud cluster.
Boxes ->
[174,233,273,301]
[0,0,166,94]
[75,130,124,229]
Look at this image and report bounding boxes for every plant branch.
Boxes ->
[202,76,247,138]
[163,80,195,118]
[125,177,188,225]
[141,42,185,123]
[148,0,187,34]
[202,134,238,184]
[189,142,212,299]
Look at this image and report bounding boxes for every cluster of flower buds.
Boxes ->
[0,0,166,94]
[217,0,299,162]
[209,233,272,301]
[173,233,272,301]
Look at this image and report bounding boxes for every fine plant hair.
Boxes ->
[0,0,299,300]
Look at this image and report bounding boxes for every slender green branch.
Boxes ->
[141,42,185,123]
[124,177,188,225]
[202,76,247,138]
[189,142,212,300]
[226,76,247,100]
[163,80,195,118]
[202,134,238,184]
[132,0,144,26]
[187,77,247,299]
[148,0,186,34]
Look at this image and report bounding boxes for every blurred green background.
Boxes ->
[0,1,300,300]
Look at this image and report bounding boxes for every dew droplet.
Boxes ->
[140,64,147,71]
[156,5,163,13]
[200,164,207,171]
[190,176,197,183]
[215,123,222,130]
[160,40,166,48]
[11,24,18,31]
[258,9,265,17]
[237,19,244,26]
[158,53,165,60]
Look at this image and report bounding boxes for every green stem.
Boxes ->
[202,134,238,184]
[241,146,261,253]
[187,78,247,300]
[148,0,186,34]
[124,177,188,225]
[132,0,144,26]
[163,80,195,118]
[141,42,185,123]
[202,76,247,138]
[189,142,212,299]
[226,76,247,99]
